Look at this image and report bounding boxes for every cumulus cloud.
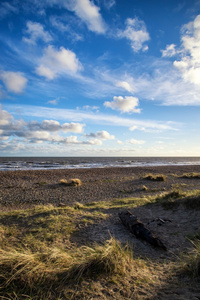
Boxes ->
[129,138,145,145]
[118,17,150,52]
[26,120,85,133]
[0,104,13,126]
[62,122,85,133]
[87,138,103,145]
[104,96,141,113]
[161,44,177,57]
[0,105,86,145]
[172,14,200,86]
[116,81,134,92]
[23,21,52,44]
[86,130,115,140]
[65,0,106,34]
[36,45,82,79]
[0,71,27,93]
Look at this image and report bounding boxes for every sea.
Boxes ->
[0,157,200,171]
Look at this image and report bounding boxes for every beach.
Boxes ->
[0,164,200,299]
[1,164,200,209]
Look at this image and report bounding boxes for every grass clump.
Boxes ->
[181,172,200,179]
[143,173,166,181]
[180,239,200,278]
[66,237,133,281]
[60,178,68,185]
[60,178,82,186]
[153,187,186,208]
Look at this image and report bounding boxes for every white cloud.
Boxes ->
[116,81,134,92]
[36,65,55,80]
[117,140,123,145]
[48,97,59,105]
[103,0,115,10]
[36,45,82,79]
[87,138,102,145]
[129,138,145,145]
[118,17,150,52]
[104,96,141,113]
[62,122,84,133]
[0,71,27,93]
[50,15,83,42]
[86,130,115,140]
[23,21,52,45]
[161,44,177,57]
[68,0,106,34]
[6,104,178,132]
[0,104,13,126]
[173,14,200,86]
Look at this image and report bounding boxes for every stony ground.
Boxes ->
[1,165,200,209]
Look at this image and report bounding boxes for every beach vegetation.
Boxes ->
[0,205,149,299]
[181,172,200,179]
[142,185,149,191]
[152,187,200,209]
[60,178,82,186]
[179,239,200,278]
[60,178,68,185]
[143,173,166,181]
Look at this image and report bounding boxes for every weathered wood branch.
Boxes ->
[119,210,167,250]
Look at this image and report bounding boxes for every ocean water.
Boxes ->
[0,157,200,171]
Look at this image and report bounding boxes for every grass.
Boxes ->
[60,178,82,186]
[181,172,200,179]
[143,173,166,181]
[0,204,147,299]
[151,187,200,209]
[1,184,200,299]
[180,239,200,278]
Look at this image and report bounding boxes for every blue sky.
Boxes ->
[0,0,200,157]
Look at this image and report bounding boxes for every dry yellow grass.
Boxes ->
[60,178,82,186]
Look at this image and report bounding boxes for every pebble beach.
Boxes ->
[1,164,200,210]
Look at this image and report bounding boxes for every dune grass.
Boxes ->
[143,173,166,181]
[0,204,144,299]
[179,239,200,278]
[60,178,82,186]
[181,172,200,179]
[0,185,199,299]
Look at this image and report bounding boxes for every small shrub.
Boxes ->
[143,174,166,181]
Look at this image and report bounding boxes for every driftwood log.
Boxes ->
[119,210,167,250]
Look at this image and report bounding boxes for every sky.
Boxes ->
[0,0,200,157]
